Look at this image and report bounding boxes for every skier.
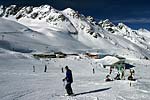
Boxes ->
[44,65,47,72]
[93,68,95,74]
[105,74,113,82]
[61,67,64,73]
[121,70,125,80]
[114,72,121,80]
[130,69,135,76]
[33,65,35,72]
[128,69,136,81]
[128,74,134,81]
[109,66,113,74]
[62,66,73,95]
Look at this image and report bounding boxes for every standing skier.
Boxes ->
[109,66,113,74]
[62,66,73,95]
[33,65,35,72]
[44,65,47,72]
[61,67,64,73]
[93,68,95,74]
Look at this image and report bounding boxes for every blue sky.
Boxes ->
[1,0,150,29]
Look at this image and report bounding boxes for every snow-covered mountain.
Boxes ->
[99,19,150,50]
[138,28,150,38]
[0,5,150,59]
[0,17,89,53]
[1,5,150,100]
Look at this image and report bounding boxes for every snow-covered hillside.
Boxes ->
[99,19,150,53]
[0,17,89,53]
[0,5,150,100]
[0,5,150,59]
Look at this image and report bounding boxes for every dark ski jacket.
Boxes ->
[66,69,73,83]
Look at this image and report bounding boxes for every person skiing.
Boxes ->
[114,72,121,80]
[121,70,125,80]
[93,68,95,74]
[105,74,113,82]
[33,65,35,72]
[62,66,73,95]
[128,69,136,81]
[44,65,47,72]
[109,66,113,74]
[61,67,64,73]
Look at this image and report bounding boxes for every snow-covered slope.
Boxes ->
[1,5,150,100]
[99,19,150,51]
[138,28,150,38]
[0,17,89,53]
[0,5,150,59]
[0,5,77,34]
[0,53,150,100]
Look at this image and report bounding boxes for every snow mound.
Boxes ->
[94,56,120,66]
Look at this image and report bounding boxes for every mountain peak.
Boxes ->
[100,19,115,27]
[63,8,76,13]
[138,28,150,32]
[103,19,111,23]
[117,23,131,30]
[118,22,127,27]
[39,5,51,9]
[62,8,81,19]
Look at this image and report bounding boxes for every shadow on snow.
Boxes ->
[74,87,111,96]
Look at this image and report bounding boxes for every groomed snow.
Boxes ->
[0,53,150,100]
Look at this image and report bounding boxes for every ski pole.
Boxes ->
[63,81,67,95]
[63,81,65,87]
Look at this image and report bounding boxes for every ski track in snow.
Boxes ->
[1,89,34,100]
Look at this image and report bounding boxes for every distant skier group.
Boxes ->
[32,64,48,72]
[105,66,136,82]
